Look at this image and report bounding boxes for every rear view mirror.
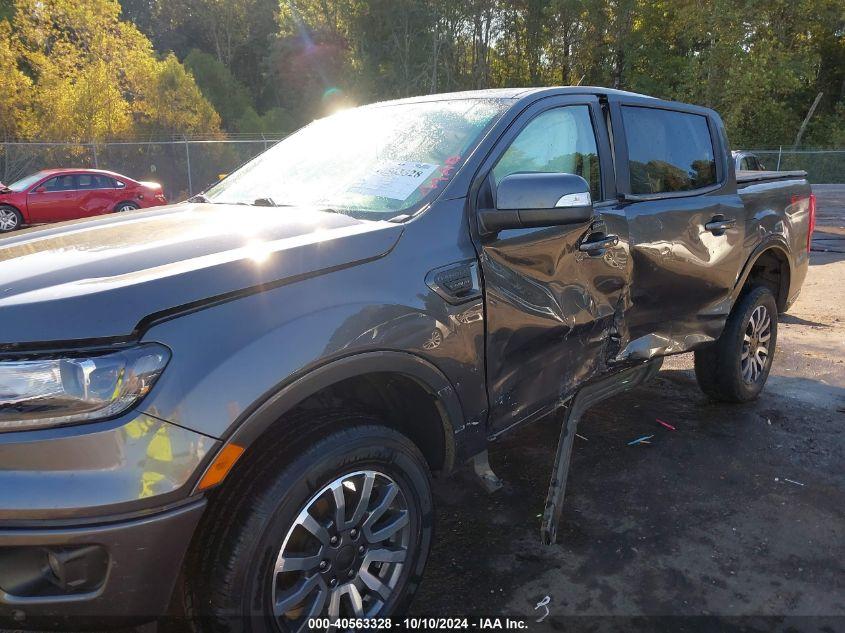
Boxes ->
[478,173,594,236]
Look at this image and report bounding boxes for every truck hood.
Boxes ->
[0,203,403,347]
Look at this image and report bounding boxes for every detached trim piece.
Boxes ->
[541,358,662,545]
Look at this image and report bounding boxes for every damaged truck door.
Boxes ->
[611,99,748,358]
[472,96,629,436]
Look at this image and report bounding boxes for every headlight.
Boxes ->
[0,344,170,432]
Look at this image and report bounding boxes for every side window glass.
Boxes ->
[57,175,76,191]
[94,175,113,188]
[114,179,126,189]
[622,106,716,194]
[77,174,96,189]
[492,105,601,201]
[740,157,750,170]
[41,177,60,192]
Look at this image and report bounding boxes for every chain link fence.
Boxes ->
[747,148,845,184]
[1,140,843,203]
[0,137,283,202]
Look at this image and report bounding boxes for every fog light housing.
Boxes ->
[0,545,109,598]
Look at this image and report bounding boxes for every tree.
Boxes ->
[0,21,34,138]
[137,54,221,134]
[184,49,254,128]
[8,0,220,140]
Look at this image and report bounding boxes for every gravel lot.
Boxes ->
[415,185,845,630]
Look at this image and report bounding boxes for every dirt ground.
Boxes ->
[414,185,845,630]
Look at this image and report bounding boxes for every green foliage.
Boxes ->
[4,0,220,140]
[260,0,843,148]
[0,21,32,138]
[137,54,221,134]
[5,0,844,147]
[184,49,254,128]
[235,107,294,135]
[0,0,13,21]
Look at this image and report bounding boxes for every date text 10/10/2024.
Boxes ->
[307,618,531,630]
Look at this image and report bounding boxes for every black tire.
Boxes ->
[0,204,23,232]
[115,202,139,212]
[188,414,434,633]
[694,285,778,402]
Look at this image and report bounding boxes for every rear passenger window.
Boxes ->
[622,106,716,194]
[77,174,96,189]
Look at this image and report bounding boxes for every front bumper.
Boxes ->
[0,412,217,521]
[0,412,219,628]
[0,500,205,629]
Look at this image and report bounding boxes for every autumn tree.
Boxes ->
[0,21,34,138]
[6,0,219,140]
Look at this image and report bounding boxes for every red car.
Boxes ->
[0,169,167,232]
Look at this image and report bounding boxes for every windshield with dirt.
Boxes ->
[203,99,509,219]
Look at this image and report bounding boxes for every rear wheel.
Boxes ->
[694,285,778,402]
[0,205,22,232]
[115,202,139,212]
[189,418,433,632]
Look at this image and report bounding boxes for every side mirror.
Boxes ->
[32,186,46,194]
[478,172,594,236]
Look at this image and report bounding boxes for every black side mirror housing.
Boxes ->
[478,172,594,236]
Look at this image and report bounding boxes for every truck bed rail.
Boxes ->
[736,169,808,184]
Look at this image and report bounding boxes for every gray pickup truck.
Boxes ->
[0,87,815,631]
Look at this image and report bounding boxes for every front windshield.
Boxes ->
[5,171,48,191]
[204,99,509,218]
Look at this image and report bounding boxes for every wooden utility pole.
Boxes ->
[793,92,823,149]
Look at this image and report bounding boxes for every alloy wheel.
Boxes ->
[741,304,771,383]
[271,470,411,631]
[0,208,19,231]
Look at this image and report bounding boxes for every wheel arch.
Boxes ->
[203,351,463,491]
[733,240,793,313]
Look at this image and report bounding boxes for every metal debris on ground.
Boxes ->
[774,477,806,486]
[534,595,551,622]
[576,433,589,441]
[627,435,654,446]
[656,418,676,430]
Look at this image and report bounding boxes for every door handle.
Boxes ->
[705,216,736,235]
[578,234,619,254]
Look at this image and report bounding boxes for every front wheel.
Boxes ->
[189,420,433,632]
[0,205,23,232]
[694,285,778,402]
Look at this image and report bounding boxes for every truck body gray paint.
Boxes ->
[0,87,811,623]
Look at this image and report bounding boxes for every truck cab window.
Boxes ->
[622,106,716,194]
[492,105,601,201]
